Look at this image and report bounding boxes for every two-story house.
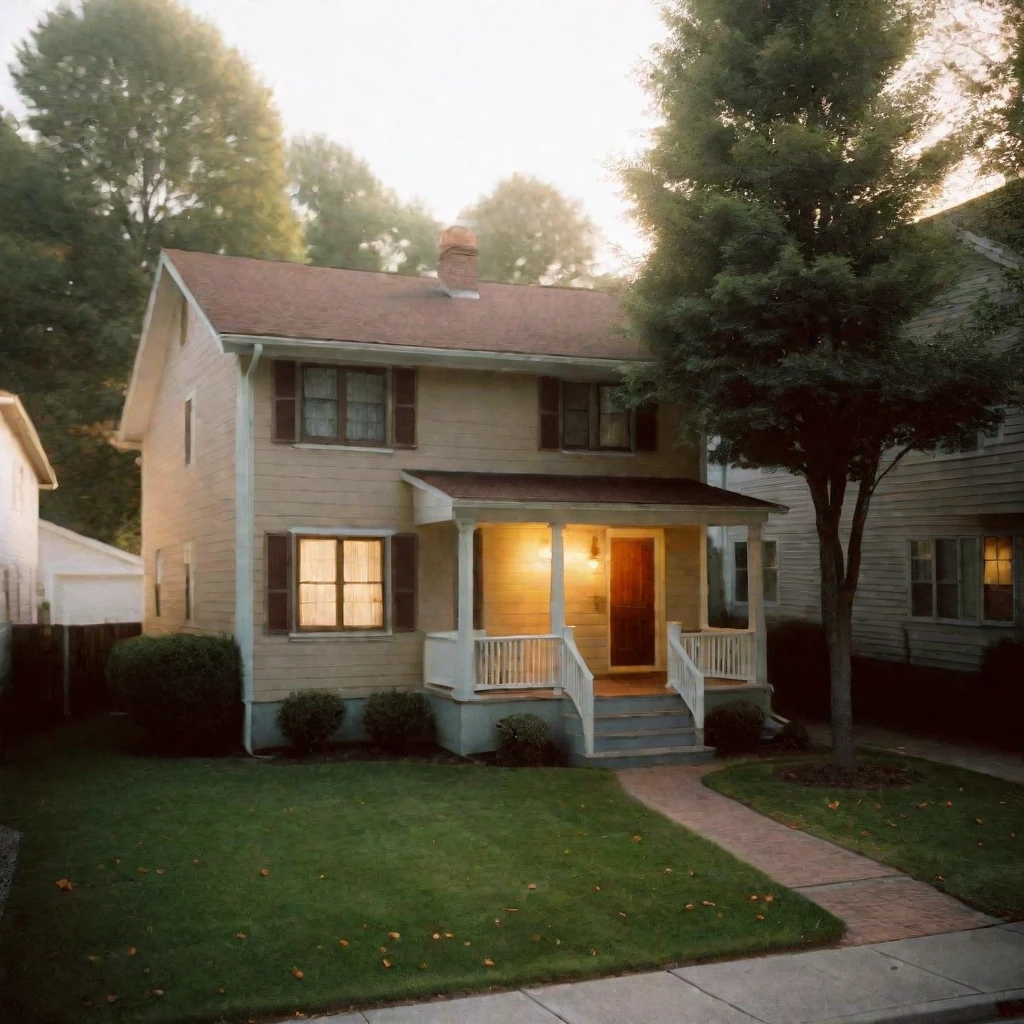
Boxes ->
[714,221,1023,675]
[118,227,782,764]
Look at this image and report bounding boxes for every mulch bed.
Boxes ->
[774,761,924,789]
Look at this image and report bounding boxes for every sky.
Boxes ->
[0,0,666,271]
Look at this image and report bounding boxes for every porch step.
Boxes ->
[592,692,684,715]
[565,708,695,735]
[568,745,716,769]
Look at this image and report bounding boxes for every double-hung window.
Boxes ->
[297,536,385,631]
[302,366,387,446]
[909,537,1014,623]
[558,382,632,451]
[733,540,779,604]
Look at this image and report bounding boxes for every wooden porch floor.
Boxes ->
[470,672,751,701]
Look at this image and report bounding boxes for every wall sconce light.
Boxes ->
[539,545,552,562]
[587,536,601,572]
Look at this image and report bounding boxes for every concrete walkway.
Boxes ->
[302,924,1024,1023]
[807,724,1024,786]
[618,764,997,946]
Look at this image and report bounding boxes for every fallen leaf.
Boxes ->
[379,946,388,954]
[151,989,164,997]
[945,801,953,808]
[260,868,270,877]
[590,948,598,955]
[444,932,453,939]
[861,830,870,837]
[464,941,471,946]
[526,883,537,890]
[976,818,984,825]
[137,867,147,875]
[291,969,303,980]
[748,894,759,901]
[106,995,118,1004]
[702,900,715,907]
[339,939,349,947]
[388,931,400,939]
[382,959,392,968]
[756,914,765,921]
[115,858,121,865]
[685,903,694,910]
[764,895,774,903]
[555,938,562,945]
[886,820,898,828]
[318,874,325,880]
[936,875,946,882]
[502,907,519,913]
[827,801,840,811]
[193,859,200,865]
[128,947,137,957]
[236,932,246,940]
[530,934,541,942]
[143,967,151,974]
[664,868,673,874]
[632,834,642,843]
[55,878,75,891]
[432,932,441,940]
[483,958,495,967]
[594,885,601,891]
[156,869,164,876]
[87,954,100,964]
[218,987,226,994]
[618,911,627,918]
[873,803,881,810]
[418,962,428,970]
[917,802,928,809]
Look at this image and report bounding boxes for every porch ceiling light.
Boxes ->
[539,545,552,562]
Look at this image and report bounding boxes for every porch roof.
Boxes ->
[402,470,786,527]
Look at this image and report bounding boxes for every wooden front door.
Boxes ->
[610,538,656,667]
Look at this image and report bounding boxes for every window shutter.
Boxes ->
[266,533,291,633]
[184,398,193,465]
[273,361,298,443]
[635,403,658,452]
[392,533,417,631]
[392,367,417,448]
[538,377,560,450]
[473,528,484,631]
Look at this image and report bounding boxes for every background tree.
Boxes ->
[627,0,1020,768]
[290,135,440,274]
[460,173,597,285]
[13,0,302,268]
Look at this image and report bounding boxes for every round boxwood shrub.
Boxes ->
[278,690,346,753]
[106,633,240,754]
[704,700,765,756]
[774,719,811,752]
[362,691,434,752]
[495,713,550,767]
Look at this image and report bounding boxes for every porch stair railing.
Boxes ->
[560,626,594,757]
[666,621,704,735]
[676,627,755,682]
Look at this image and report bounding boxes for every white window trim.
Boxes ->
[931,420,1005,460]
[292,443,395,455]
[732,538,780,607]
[184,390,196,468]
[906,535,1017,627]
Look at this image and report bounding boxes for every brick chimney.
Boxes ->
[437,225,479,297]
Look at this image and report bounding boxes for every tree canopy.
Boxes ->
[460,173,597,285]
[627,0,1021,767]
[13,0,302,268]
[289,135,440,275]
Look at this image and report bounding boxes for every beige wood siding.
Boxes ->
[141,294,237,636]
[251,363,701,699]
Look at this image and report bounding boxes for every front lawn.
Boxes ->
[0,720,840,1024]
[705,753,1024,920]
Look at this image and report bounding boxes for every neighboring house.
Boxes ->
[118,226,783,763]
[38,520,143,625]
[0,392,58,626]
[715,223,1023,674]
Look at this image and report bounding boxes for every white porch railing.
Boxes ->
[560,626,594,756]
[424,631,459,689]
[677,627,755,681]
[667,622,704,732]
[475,634,560,689]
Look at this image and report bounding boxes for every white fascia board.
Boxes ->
[221,333,640,378]
[448,500,782,527]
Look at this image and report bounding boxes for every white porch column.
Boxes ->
[748,522,768,685]
[698,525,710,631]
[549,523,565,635]
[456,519,477,700]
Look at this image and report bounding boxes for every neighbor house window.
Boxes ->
[297,536,385,630]
[910,536,1014,623]
[301,366,386,445]
[183,542,194,620]
[184,397,194,466]
[154,549,163,617]
[733,540,779,604]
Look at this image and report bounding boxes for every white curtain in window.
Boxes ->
[598,387,630,449]
[299,538,337,627]
[304,368,339,439]
[342,539,383,627]
[346,372,386,442]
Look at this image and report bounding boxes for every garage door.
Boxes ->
[56,575,143,625]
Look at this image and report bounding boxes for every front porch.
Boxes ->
[404,470,783,764]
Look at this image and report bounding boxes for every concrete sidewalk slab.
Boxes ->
[363,991,562,1024]
[672,945,975,1024]
[526,970,761,1023]
[872,925,1024,994]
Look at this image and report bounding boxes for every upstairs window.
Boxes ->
[538,377,656,453]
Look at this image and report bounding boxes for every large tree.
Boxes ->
[289,135,440,274]
[13,0,302,267]
[460,174,597,285]
[627,0,1020,767]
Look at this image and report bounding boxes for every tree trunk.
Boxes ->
[828,590,856,769]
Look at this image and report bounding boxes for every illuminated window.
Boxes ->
[910,536,1013,623]
[297,537,385,630]
[983,536,1014,622]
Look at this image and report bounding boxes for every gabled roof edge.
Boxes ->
[0,394,58,488]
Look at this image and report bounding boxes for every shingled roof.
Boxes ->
[165,249,640,362]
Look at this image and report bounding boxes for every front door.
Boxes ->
[610,537,656,667]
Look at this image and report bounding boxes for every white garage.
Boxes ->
[39,521,143,625]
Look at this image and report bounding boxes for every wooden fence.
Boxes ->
[5,622,141,729]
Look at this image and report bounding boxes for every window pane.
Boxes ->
[562,382,590,448]
[983,536,1013,621]
[763,541,778,569]
[598,387,630,449]
[735,570,748,604]
[911,582,933,617]
[345,371,386,443]
[341,540,384,628]
[734,542,748,569]
[934,540,959,618]
[959,538,979,620]
[343,583,384,627]
[910,540,933,582]
[298,538,338,627]
[303,368,339,439]
[764,568,778,603]
[299,584,337,627]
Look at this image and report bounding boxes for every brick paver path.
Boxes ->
[618,764,998,946]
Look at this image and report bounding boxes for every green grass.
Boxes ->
[705,752,1024,921]
[0,719,841,1024]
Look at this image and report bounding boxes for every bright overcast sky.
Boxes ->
[0,0,665,271]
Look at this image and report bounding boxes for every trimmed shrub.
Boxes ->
[106,633,240,754]
[494,713,550,767]
[705,700,765,756]
[278,691,345,752]
[981,638,1024,751]
[774,719,811,752]
[362,691,434,752]
[767,619,829,719]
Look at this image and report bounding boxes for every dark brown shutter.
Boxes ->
[538,376,560,450]
[273,361,298,443]
[635,403,658,452]
[472,528,484,631]
[184,398,193,465]
[392,367,417,448]
[392,533,417,631]
[266,534,291,633]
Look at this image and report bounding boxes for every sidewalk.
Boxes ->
[618,764,995,945]
[303,924,1024,1023]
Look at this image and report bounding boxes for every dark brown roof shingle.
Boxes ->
[165,249,640,361]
